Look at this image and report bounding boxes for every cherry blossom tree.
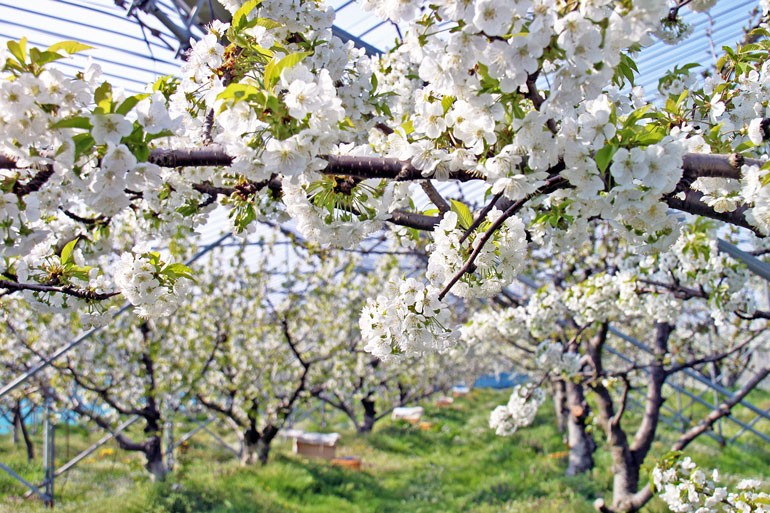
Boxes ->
[180,239,387,464]
[464,224,770,509]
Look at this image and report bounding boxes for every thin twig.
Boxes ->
[438,176,567,300]
[420,181,451,213]
[458,191,503,245]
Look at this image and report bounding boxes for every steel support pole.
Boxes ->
[0,463,51,503]
[164,419,175,471]
[54,417,140,478]
[185,415,240,456]
[42,399,55,508]
[717,238,770,282]
[730,407,770,443]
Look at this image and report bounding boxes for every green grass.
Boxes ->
[0,389,767,513]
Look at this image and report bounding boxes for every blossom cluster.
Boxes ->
[489,383,545,437]
[359,278,457,359]
[534,342,582,377]
[654,455,770,513]
[114,252,193,318]
[427,209,526,298]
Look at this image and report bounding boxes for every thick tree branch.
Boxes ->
[680,153,757,180]
[0,279,120,301]
[630,322,672,461]
[3,148,766,237]
[665,333,759,376]
[665,189,760,236]
[673,366,769,451]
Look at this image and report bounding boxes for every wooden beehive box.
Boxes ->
[392,406,423,423]
[292,432,340,460]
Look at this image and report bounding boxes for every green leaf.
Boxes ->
[734,140,755,153]
[145,129,175,142]
[131,142,150,163]
[624,105,650,128]
[594,144,618,173]
[116,94,150,116]
[72,133,95,161]
[161,263,196,282]
[232,0,263,32]
[67,266,91,281]
[263,51,311,89]
[450,199,474,230]
[176,201,199,217]
[94,82,113,114]
[146,251,162,266]
[7,38,27,65]
[217,83,265,107]
[441,95,455,114]
[30,50,70,67]
[242,17,282,31]
[152,76,180,97]
[47,41,93,56]
[51,116,92,130]
[60,238,79,265]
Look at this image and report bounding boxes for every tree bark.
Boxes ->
[242,425,279,465]
[257,425,279,465]
[359,397,377,434]
[242,427,260,465]
[552,378,568,434]
[565,380,596,475]
[144,436,168,481]
[12,401,35,461]
[12,407,19,445]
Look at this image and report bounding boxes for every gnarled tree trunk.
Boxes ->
[12,401,35,461]
[144,435,169,481]
[552,378,568,435]
[565,380,595,475]
[242,425,279,465]
[359,397,376,434]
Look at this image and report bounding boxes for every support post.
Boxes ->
[164,419,175,472]
[42,399,55,508]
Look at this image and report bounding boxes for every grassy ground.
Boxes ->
[0,388,767,513]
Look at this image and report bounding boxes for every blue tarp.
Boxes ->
[473,372,528,389]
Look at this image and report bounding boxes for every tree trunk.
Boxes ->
[144,436,168,481]
[241,427,260,465]
[552,379,568,434]
[12,407,20,445]
[256,438,272,465]
[610,455,642,512]
[565,381,595,475]
[358,398,376,434]
[241,425,279,465]
[259,425,279,465]
[12,402,34,461]
[18,409,34,462]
